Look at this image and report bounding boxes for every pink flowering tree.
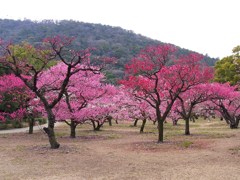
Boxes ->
[0,36,109,148]
[172,83,214,135]
[121,45,213,143]
[28,62,116,137]
[204,83,240,128]
[0,74,37,133]
[50,68,116,137]
[83,86,121,131]
[114,88,156,133]
[130,101,155,133]
[168,108,182,126]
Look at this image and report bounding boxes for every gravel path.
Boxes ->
[0,122,61,134]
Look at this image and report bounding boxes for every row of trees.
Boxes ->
[120,45,240,142]
[0,36,238,149]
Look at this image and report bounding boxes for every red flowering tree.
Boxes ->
[0,36,106,148]
[121,45,213,143]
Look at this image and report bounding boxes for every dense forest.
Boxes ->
[0,19,218,81]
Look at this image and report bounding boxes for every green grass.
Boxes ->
[55,131,69,138]
[180,140,193,148]
[53,118,238,145]
[55,123,122,140]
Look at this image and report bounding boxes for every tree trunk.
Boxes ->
[140,119,146,133]
[107,116,112,126]
[133,119,138,127]
[230,122,238,129]
[192,118,195,123]
[91,120,96,130]
[229,117,240,129]
[43,109,60,149]
[94,121,102,131]
[70,120,76,138]
[95,126,101,131]
[28,116,34,134]
[158,119,164,143]
[236,118,240,128]
[43,126,60,149]
[172,119,178,126]
[190,115,196,122]
[226,116,239,129]
[157,108,164,143]
[185,118,190,135]
[92,120,102,131]
[108,119,112,126]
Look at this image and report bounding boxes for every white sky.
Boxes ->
[0,0,239,58]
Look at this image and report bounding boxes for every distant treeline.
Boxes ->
[0,19,218,82]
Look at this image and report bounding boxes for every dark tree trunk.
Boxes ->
[94,121,102,131]
[106,116,113,126]
[222,115,239,129]
[172,119,178,126]
[158,119,164,143]
[43,109,60,149]
[70,120,77,138]
[108,119,112,126]
[230,120,239,129]
[229,117,240,129]
[43,126,60,149]
[140,119,146,133]
[133,119,138,127]
[91,120,96,130]
[94,126,101,131]
[190,114,195,122]
[185,118,190,135]
[236,118,240,128]
[92,120,103,131]
[28,116,34,134]
[157,108,164,143]
[230,124,238,129]
[192,118,195,123]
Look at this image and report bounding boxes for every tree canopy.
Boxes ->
[214,45,240,85]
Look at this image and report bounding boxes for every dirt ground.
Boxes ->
[0,119,239,180]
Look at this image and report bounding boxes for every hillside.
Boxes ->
[0,19,218,81]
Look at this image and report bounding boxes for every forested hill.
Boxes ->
[0,19,218,81]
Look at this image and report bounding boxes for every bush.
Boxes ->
[0,123,8,130]
[11,121,23,128]
[35,118,47,125]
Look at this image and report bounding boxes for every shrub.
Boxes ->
[0,122,8,130]
[11,120,23,128]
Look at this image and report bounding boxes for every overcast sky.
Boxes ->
[1,0,239,58]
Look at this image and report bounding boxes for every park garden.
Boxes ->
[0,36,239,179]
